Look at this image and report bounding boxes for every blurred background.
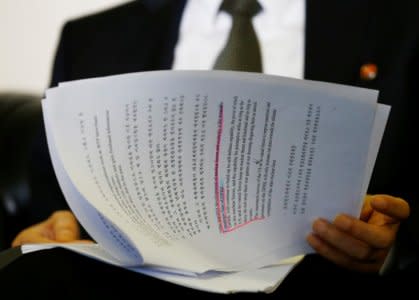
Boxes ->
[0,0,130,94]
[0,0,130,249]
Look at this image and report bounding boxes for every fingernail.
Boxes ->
[335,214,352,231]
[372,197,387,210]
[313,219,328,234]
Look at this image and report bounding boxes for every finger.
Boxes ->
[370,195,410,221]
[312,218,375,261]
[306,233,382,273]
[334,214,395,249]
[11,219,55,247]
[12,232,56,247]
[360,195,373,221]
[51,210,80,242]
[73,239,95,244]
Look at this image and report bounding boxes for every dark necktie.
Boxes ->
[213,0,263,72]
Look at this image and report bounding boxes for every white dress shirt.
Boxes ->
[172,0,305,79]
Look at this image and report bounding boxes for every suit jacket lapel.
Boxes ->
[304,0,372,85]
[142,0,187,69]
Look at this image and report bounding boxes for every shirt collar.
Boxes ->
[213,0,268,18]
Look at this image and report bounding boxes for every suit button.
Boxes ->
[360,63,378,81]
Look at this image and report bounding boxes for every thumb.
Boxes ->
[51,210,81,242]
[370,195,410,222]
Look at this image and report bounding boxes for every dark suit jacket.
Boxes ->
[26,0,418,272]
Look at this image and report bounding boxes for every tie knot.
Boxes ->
[219,0,262,17]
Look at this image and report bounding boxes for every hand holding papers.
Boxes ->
[36,70,389,293]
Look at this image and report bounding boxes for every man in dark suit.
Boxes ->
[3,0,417,296]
